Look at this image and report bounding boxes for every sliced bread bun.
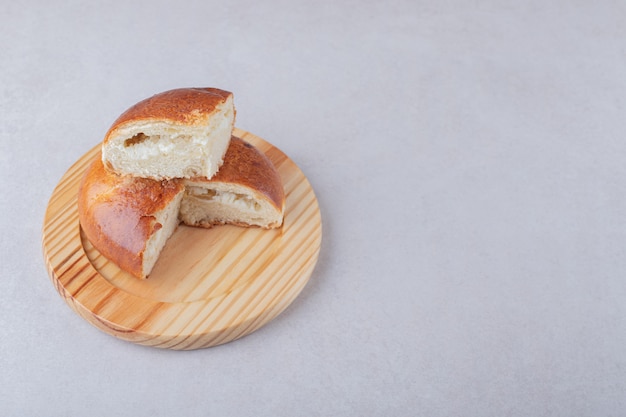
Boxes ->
[78,156,185,279]
[78,136,284,279]
[102,88,235,180]
[181,136,285,229]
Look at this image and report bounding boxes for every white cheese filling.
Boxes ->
[187,186,262,212]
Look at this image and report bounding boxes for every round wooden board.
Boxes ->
[42,128,322,350]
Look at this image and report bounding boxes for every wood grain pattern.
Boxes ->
[42,129,322,350]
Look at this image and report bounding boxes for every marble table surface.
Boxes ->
[2,1,625,415]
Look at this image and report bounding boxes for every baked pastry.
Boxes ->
[77,157,185,279]
[181,137,285,229]
[78,137,284,279]
[101,88,235,180]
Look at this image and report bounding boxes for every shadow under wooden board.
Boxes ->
[42,128,322,350]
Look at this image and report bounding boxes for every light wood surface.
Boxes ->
[42,128,322,350]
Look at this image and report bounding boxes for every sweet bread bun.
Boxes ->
[77,157,185,279]
[101,88,235,180]
[78,137,284,279]
[181,136,285,229]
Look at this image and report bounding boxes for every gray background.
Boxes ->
[2,1,626,416]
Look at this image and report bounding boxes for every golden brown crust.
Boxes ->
[103,88,233,144]
[77,154,184,278]
[186,136,285,212]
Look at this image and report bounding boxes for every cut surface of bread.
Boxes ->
[78,137,284,279]
[181,137,285,229]
[78,156,185,279]
[102,88,235,180]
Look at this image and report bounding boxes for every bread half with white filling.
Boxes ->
[78,136,284,279]
[181,136,284,229]
[78,156,185,279]
[102,88,235,180]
